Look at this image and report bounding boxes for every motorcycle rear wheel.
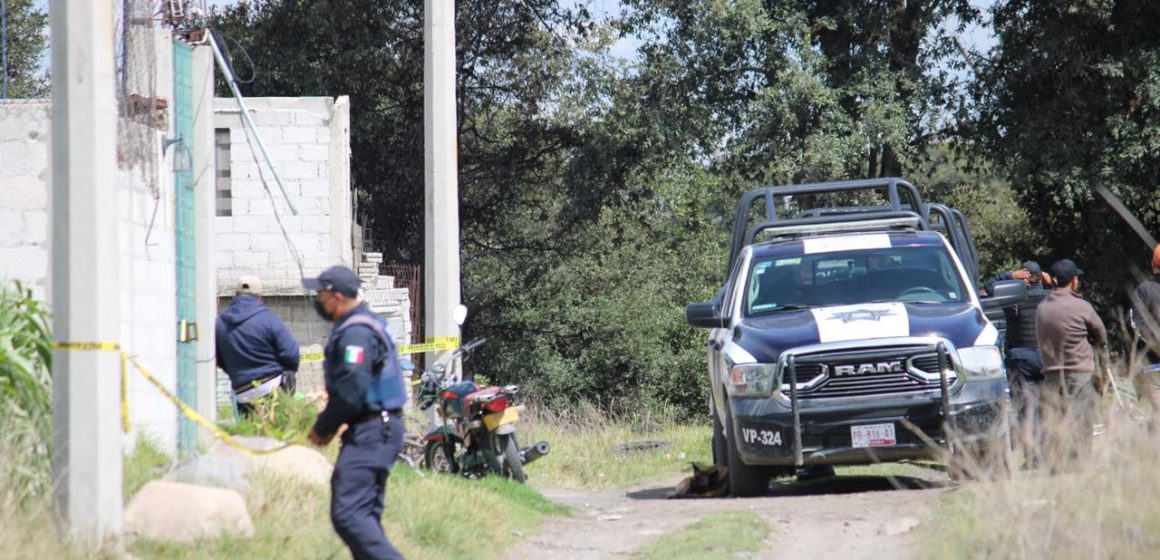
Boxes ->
[424,440,454,474]
[497,433,527,483]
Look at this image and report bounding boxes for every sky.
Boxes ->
[21,1,997,84]
[196,0,996,61]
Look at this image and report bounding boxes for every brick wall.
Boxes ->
[213,97,353,297]
[0,30,185,454]
[0,101,52,299]
[0,99,181,452]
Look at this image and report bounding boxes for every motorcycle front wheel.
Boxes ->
[424,440,454,474]
[496,433,527,483]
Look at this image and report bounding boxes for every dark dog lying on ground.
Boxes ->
[667,463,729,499]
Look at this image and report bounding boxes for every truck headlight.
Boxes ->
[729,364,776,396]
[957,346,1004,380]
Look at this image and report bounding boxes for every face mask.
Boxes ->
[313,296,332,322]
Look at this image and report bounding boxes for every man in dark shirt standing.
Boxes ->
[1036,259,1107,471]
[986,261,1049,460]
[304,266,407,560]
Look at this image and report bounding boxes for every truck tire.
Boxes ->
[725,406,770,497]
[712,405,728,466]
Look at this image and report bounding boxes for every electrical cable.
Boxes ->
[236,109,306,280]
[211,27,257,84]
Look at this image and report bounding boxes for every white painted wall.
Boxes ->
[117,28,178,451]
[0,100,52,300]
[0,30,193,455]
[213,96,352,296]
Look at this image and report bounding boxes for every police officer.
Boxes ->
[984,261,1049,461]
[304,265,407,560]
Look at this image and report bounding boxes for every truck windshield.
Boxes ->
[744,243,969,317]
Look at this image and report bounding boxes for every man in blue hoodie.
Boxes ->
[216,275,301,413]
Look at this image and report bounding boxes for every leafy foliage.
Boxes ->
[218,390,320,444]
[1,0,48,98]
[970,0,1160,336]
[0,280,53,504]
[208,0,1028,416]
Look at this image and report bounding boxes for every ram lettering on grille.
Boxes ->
[831,361,905,377]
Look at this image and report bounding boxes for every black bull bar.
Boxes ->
[785,342,955,467]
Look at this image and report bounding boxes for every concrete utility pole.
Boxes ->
[191,45,218,442]
[424,0,462,350]
[50,0,123,544]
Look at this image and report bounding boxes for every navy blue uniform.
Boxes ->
[316,305,405,560]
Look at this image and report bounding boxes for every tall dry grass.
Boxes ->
[924,372,1160,559]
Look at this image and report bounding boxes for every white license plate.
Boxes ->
[851,423,896,448]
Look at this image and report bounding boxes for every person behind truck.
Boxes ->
[985,261,1049,463]
[215,275,301,414]
[1130,244,1160,414]
[1035,259,1107,471]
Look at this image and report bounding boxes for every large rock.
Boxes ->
[257,445,333,486]
[125,481,254,543]
[203,437,333,487]
[166,454,250,491]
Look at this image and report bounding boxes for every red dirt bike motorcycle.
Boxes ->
[417,337,550,482]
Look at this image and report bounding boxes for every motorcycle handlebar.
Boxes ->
[458,337,486,355]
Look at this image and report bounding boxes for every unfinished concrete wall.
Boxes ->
[0,30,204,455]
[212,96,352,297]
[0,101,52,300]
[116,28,179,452]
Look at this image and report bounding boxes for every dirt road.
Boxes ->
[509,464,952,559]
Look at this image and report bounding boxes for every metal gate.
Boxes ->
[173,41,197,456]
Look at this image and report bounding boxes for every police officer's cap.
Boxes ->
[302,265,361,297]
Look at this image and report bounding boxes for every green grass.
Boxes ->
[128,463,567,560]
[217,388,321,444]
[517,404,713,489]
[124,437,173,501]
[633,510,771,560]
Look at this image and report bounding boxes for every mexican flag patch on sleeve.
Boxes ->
[344,345,365,365]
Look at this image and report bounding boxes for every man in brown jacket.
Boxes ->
[1035,259,1107,470]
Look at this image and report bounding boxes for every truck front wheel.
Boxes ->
[712,404,728,466]
[725,406,771,497]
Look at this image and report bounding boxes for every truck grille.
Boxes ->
[781,345,955,400]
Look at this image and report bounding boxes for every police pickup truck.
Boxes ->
[686,178,1026,496]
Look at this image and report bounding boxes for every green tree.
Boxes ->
[1,0,48,97]
[623,0,979,184]
[971,1,1160,328]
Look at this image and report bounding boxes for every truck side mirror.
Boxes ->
[686,301,727,329]
[981,280,1027,310]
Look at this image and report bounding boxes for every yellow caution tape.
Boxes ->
[127,355,290,456]
[299,336,461,363]
[54,341,122,352]
[55,341,290,457]
[399,337,460,356]
[54,341,131,433]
